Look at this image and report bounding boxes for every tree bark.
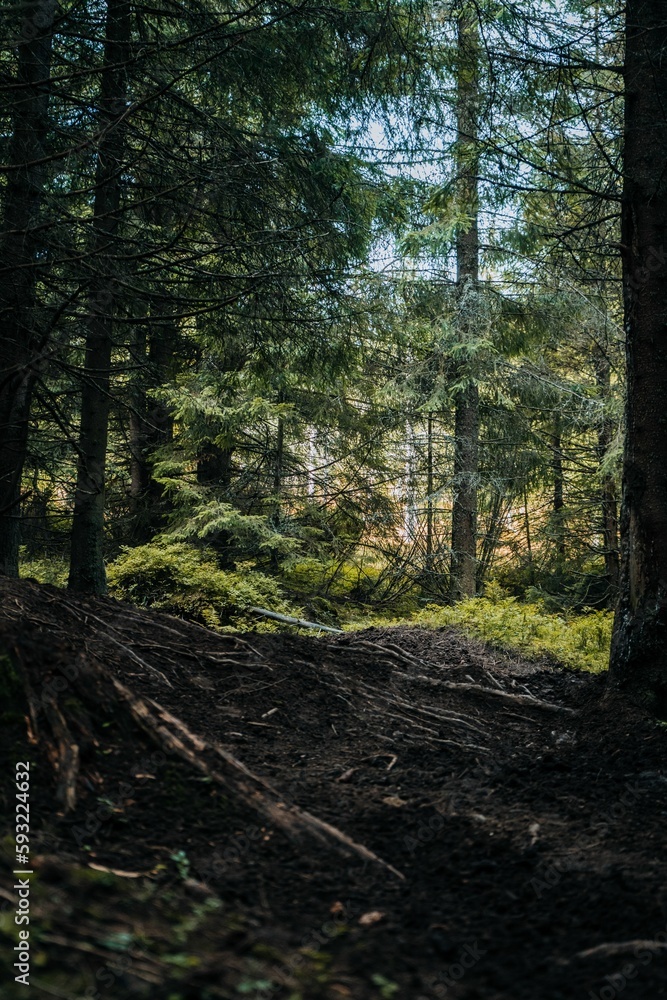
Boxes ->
[450,8,480,602]
[197,443,234,490]
[594,345,619,605]
[551,420,566,565]
[450,384,479,599]
[524,488,535,585]
[128,309,175,542]
[608,0,667,712]
[0,1,55,575]
[273,416,284,498]
[426,411,434,563]
[68,0,131,594]
[197,440,234,567]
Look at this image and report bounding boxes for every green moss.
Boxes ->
[107,541,303,630]
[347,591,613,673]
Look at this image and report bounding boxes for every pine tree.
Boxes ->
[449,4,480,600]
[0,0,56,575]
[608,0,667,711]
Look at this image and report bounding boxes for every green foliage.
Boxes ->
[236,979,275,995]
[165,501,301,563]
[170,850,191,881]
[371,973,400,999]
[348,588,613,673]
[495,556,614,613]
[413,595,612,672]
[19,552,68,588]
[107,542,302,631]
[6,0,627,636]
[283,556,380,599]
[281,555,421,621]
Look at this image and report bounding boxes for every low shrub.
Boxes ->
[107,542,302,631]
[281,556,421,618]
[346,591,613,673]
[413,596,613,672]
[19,553,68,588]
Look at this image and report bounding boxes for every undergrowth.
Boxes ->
[18,542,613,670]
[347,589,613,673]
[106,542,302,631]
[20,552,68,587]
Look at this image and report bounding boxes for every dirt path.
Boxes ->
[1,578,666,999]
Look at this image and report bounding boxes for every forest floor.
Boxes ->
[1,577,667,1000]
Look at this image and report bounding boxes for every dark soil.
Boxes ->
[1,577,667,999]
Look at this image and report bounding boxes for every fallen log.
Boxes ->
[103,668,404,879]
[249,607,343,634]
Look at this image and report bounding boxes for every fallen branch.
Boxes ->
[59,601,173,688]
[105,670,404,880]
[392,670,576,715]
[356,679,489,737]
[344,638,426,668]
[249,607,343,634]
[39,696,80,811]
[573,940,667,961]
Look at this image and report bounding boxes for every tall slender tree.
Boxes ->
[0,0,56,575]
[608,0,667,711]
[594,335,620,603]
[68,0,131,593]
[450,5,480,600]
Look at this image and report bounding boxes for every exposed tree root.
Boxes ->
[102,667,405,879]
[572,940,667,961]
[3,586,404,880]
[1,576,581,892]
[341,636,576,714]
[41,695,80,811]
[392,670,577,714]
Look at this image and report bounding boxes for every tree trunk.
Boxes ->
[608,0,667,712]
[403,421,418,540]
[551,420,566,565]
[0,1,55,575]
[450,8,480,602]
[594,345,619,605]
[129,324,149,500]
[128,309,175,542]
[197,439,234,567]
[450,383,479,599]
[68,0,131,594]
[274,416,284,498]
[524,488,535,585]
[426,411,434,563]
[197,443,233,490]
